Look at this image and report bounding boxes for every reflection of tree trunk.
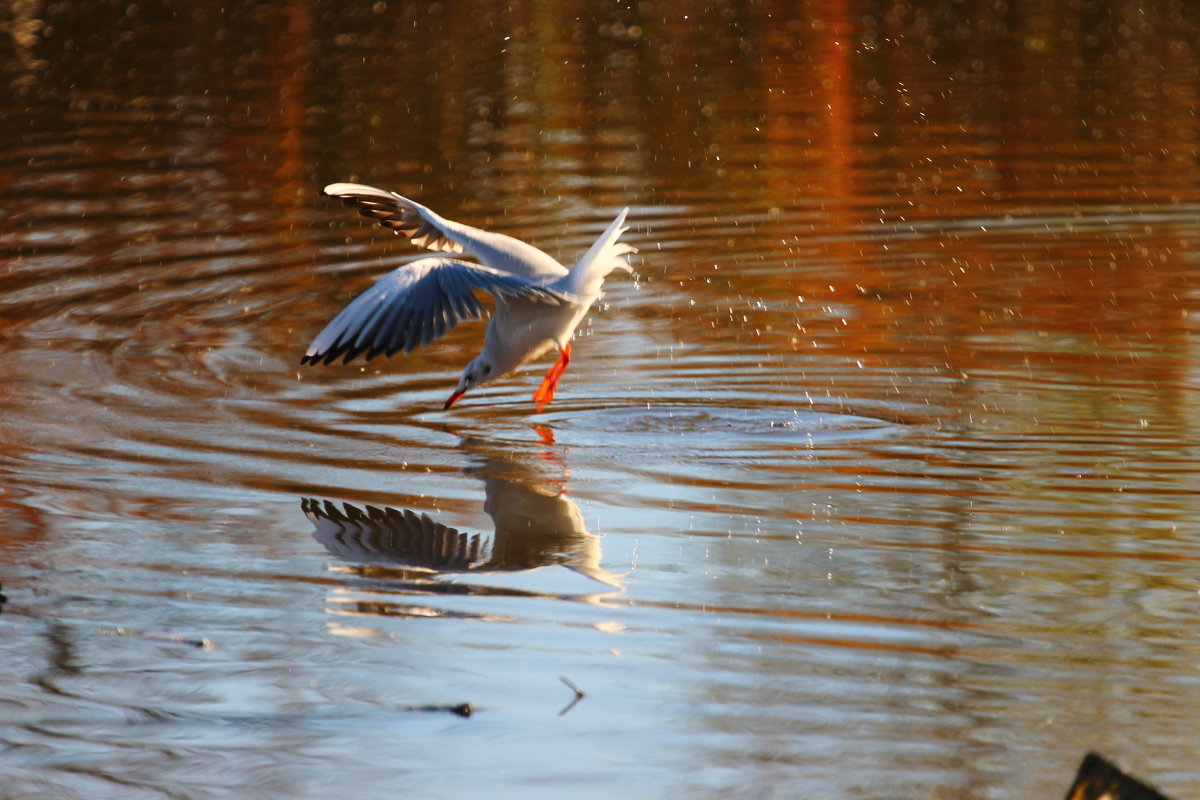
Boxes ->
[4,0,48,88]
[266,1,313,211]
[819,0,852,237]
[30,623,80,703]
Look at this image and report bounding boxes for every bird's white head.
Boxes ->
[444,354,497,409]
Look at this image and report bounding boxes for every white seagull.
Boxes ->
[303,183,636,410]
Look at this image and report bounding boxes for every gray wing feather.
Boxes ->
[324,183,567,281]
[302,257,564,366]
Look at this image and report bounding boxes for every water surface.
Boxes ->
[4,2,1200,798]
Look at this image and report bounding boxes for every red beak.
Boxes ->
[444,387,467,410]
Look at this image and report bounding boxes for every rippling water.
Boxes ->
[4,1,1200,798]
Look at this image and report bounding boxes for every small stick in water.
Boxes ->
[558,675,585,716]
[405,703,473,718]
[102,627,215,650]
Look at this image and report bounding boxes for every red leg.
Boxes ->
[533,344,571,410]
[533,425,556,446]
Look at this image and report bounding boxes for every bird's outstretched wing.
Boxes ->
[324,183,566,281]
[302,257,565,366]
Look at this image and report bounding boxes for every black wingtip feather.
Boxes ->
[300,349,330,366]
[302,256,561,369]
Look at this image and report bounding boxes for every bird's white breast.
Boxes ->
[489,296,593,371]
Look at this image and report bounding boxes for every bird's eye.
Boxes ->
[481,365,491,376]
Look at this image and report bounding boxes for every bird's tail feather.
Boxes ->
[557,208,636,297]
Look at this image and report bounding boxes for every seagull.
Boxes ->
[302,183,636,410]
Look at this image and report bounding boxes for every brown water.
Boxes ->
[4,1,1200,798]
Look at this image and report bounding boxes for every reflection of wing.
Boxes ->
[302,498,490,571]
[303,435,622,588]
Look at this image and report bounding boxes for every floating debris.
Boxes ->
[101,627,215,651]
[1065,752,1170,800]
[404,703,473,718]
[558,675,585,716]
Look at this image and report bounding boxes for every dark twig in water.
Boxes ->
[558,675,585,716]
[101,627,214,650]
[405,703,473,718]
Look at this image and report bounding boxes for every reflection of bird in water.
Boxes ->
[302,184,636,410]
[302,434,620,588]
